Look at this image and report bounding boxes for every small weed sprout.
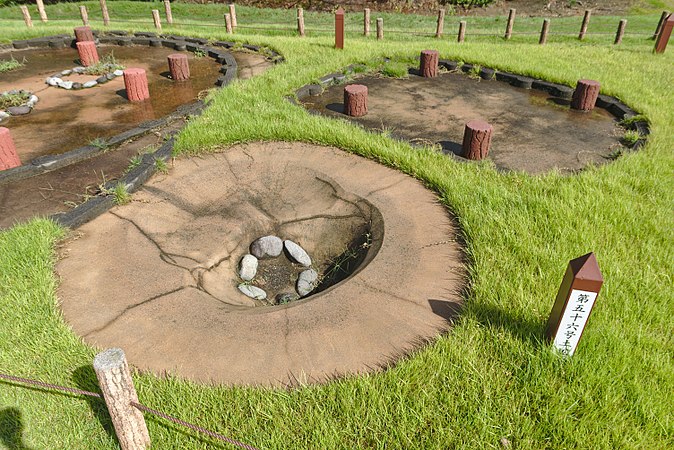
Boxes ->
[622,130,640,146]
[193,49,207,58]
[0,91,30,109]
[83,53,124,76]
[112,183,131,205]
[0,56,25,73]
[89,138,108,150]
[124,154,143,174]
[154,157,169,174]
[468,64,482,79]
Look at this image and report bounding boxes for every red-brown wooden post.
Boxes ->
[376,18,383,40]
[80,6,89,26]
[335,8,345,49]
[578,9,591,40]
[364,8,370,36]
[344,84,368,117]
[224,13,233,34]
[505,8,516,40]
[229,4,237,28]
[458,20,466,43]
[462,120,493,160]
[94,348,151,450]
[546,253,603,356]
[571,79,600,111]
[653,10,669,39]
[36,0,48,22]
[74,26,95,43]
[100,0,110,26]
[76,41,99,67]
[19,6,33,28]
[0,127,21,171]
[164,0,173,25]
[540,19,550,44]
[420,50,439,78]
[167,53,190,81]
[436,9,445,38]
[297,8,305,37]
[123,68,150,102]
[614,19,627,45]
[654,13,674,53]
[152,9,161,30]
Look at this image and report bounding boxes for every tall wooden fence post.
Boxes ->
[653,10,669,39]
[164,0,173,25]
[93,348,151,450]
[654,13,674,53]
[20,5,33,28]
[614,19,627,45]
[79,5,89,26]
[364,8,370,36]
[152,10,161,30]
[224,13,233,34]
[376,18,383,40]
[297,8,305,37]
[539,19,550,45]
[36,0,48,22]
[435,9,445,38]
[578,9,591,40]
[458,20,466,43]
[335,8,344,49]
[229,4,237,28]
[505,8,516,40]
[100,0,110,26]
[546,253,603,356]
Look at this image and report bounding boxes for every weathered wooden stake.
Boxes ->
[578,9,591,40]
[420,50,439,77]
[435,9,445,38]
[344,84,368,117]
[123,68,151,102]
[151,9,161,30]
[654,13,674,53]
[100,0,110,26]
[376,18,383,40]
[297,8,305,37]
[0,128,21,171]
[571,79,600,111]
[74,26,95,42]
[36,0,48,22]
[79,6,89,26]
[539,19,550,45]
[505,8,516,40]
[335,8,345,49]
[462,120,493,160]
[229,4,237,28]
[546,253,603,356]
[76,41,99,66]
[364,8,370,36]
[19,6,33,28]
[94,349,150,450]
[458,20,466,43]
[224,13,233,34]
[168,53,190,81]
[164,0,173,25]
[614,19,627,45]
[652,10,669,39]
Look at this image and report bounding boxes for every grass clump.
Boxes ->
[153,157,169,174]
[88,137,108,150]
[111,182,130,205]
[621,129,641,146]
[0,56,23,73]
[0,91,30,109]
[380,60,409,78]
[83,53,124,76]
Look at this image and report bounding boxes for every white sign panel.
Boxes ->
[552,289,598,356]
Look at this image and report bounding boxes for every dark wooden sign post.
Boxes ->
[335,9,345,49]
[654,13,674,53]
[546,252,603,356]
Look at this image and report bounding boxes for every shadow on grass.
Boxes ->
[71,365,116,442]
[0,408,33,450]
[468,301,546,345]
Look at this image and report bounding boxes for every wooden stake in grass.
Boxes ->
[224,13,233,34]
[546,253,603,357]
[164,0,173,25]
[614,19,627,45]
[653,10,670,40]
[79,6,89,26]
[36,0,48,23]
[229,4,237,28]
[19,6,33,28]
[335,8,345,49]
[654,13,674,53]
[458,21,466,43]
[578,10,591,40]
[100,0,110,26]
[93,348,151,450]
[297,8,305,37]
[436,9,445,38]
[539,19,550,45]
[505,8,516,40]
[364,8,370,36]
[152,9,161,30]
[376,18,383,40]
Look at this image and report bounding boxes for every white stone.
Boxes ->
[72,66,85,73]
[47,77,61,86]
[60,81,74,90]
[0,111,10,119]
[29,95,38,104]
[238,284,267,300]
[82,80,98,88]
[113,69,124,77]
[239,254,258,281]
[284,240,312,266]
[296,269,318,296]
[250,235,283,258]
[61,69,72,76]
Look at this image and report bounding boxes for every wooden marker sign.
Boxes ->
[546,252,603,356]
[335,8,345,49]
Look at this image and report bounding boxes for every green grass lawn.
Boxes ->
[1,1,673,449]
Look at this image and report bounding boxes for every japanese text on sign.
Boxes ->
[552,289,598,356]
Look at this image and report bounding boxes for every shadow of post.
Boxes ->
[0,408,33,450]
[71,365,117,441]
[468,301,547,346]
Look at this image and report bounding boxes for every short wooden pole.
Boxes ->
[376,18,383,40]
[614,19,627,45]
[578,9,591,40]
[546,253,603,356]
[152,9,161,30]
[74,26,95,42]
[36,0,48,22]
[539,19,550,45]
[505,8,516,40]
[79,5,89,26]
[344,84,368,117]
[76,41,99,67]
[654,13,674,53]
[435,9,445,38]
[364,8,370,36]
[94,349,150,450]
[462,120,493,160]
[653,10,669,39]
[229,4,237,28]
[164,0,173,25]
[458,20,466,43]
[0,128,21,171]
[297,8,305,37]
[19,5,33,28]
[100,0,110,26]
[571,79,601,111]
[123,68,151,102]
[168,53,190,81]
[420,50,439,78]
[224,13,233,34]
[335,8,345,49]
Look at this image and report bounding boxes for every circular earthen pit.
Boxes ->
[56,142,465,386]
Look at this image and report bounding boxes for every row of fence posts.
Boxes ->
[14,2,674,53]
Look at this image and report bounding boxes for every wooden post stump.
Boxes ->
[229,4,237,28]
[505,8,516,40]
[297,8,305,37]
[376,18,383,40]
[152,9,161,30]
[76,41,99,67]
[344,84,368,117]
[571,79,600,111]
[540,18,550,44]
[458,21,467,43]
[20,6,33,28]
[80,6,89,26]
[462,120,493,160]
[94,348,150,450]
[74,26,95,43]
[335,8,345,49]
[164,0,173,25]
[123,68,150,102]
[652,10,669,39]
[168,53,190,81]
[364,8,370,36]
[420,50,439,78]
[36,0,48,22]
[0,127,21,171]
[436,9,445,38]
[615,19,627,45]
[100,0,110,26]
[578,10,591,40]
[224,13,233,34]
[654,13,674,53]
